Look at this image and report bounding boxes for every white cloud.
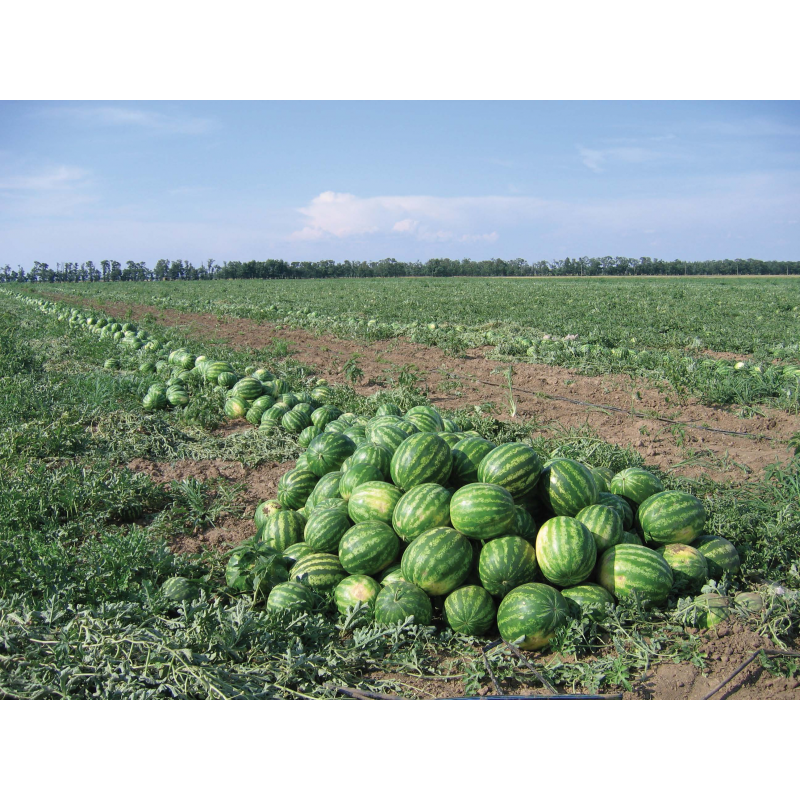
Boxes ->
[578,145,669,173]
[0,165,88,192]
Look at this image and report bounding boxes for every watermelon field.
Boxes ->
[2,278,800,700]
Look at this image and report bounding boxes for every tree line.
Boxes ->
[2,256,798,283]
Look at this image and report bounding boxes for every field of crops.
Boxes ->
[31,277,800,412]
[2,281,800,700]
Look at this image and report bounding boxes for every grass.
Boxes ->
[1,291,799,699]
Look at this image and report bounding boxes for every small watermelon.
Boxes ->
[449,483,516,541]
[334,575,382,616]
[338,521,400,575]
[444,586,495,636]
[400,527,473,596]
[496,583,570,651]
[392,483,452,542]
[374,582,433,625]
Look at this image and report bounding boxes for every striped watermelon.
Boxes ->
[224,396,248,419]
[694,593,732,629]
[619,530,644,546]
[254,499,282,530]
[496,583,570,651]
[477,443,543,500]
[282,406,312,433]
[378,564,406,586]
[376,402,403,417]
[590,466,614,494]
[259,510,305,552]
[314,497,348,513]
[405,405,443,432]
[279,392,298,408]
[597,492,634,529]
[441,418,461,433]
[596,544,673,606]
[205,361,234,381]
[449,483,516,541]
[390,432,453,490]
[692,536,740,579]
[512,506,538,544]
[450,437,496,487]
[298,425,325,448]
[478,536,538,597]
[267,582,314,614]
[311,405,342,428]
[561,583,615,621]
[400,527,473,595]
[277,468,318,510]
[290,553,347,590]
[539,459,599,517]
[305,432,357,477]
[347,481,403,525]
[304,509,352,553]
[369,424,410,455]
[338,464,384,501]
[374,582,433,625]
[334,575,381,616]
[609,468,664,507]
[392,483,452,542]
[231,377,263,401]
[282,542,314,566]
[444,586,495,636]
[393,419,419,436]
[307,471,343,506]
[637,491,706,545]
[535,517,597,587]
[439,432,462,447]
[310,385,333,404]
[575,504,623,554]
[657,544,708,591]
[347,443,393,479]
[338,521,400,575]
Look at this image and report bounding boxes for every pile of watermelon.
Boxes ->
[233,404,742,650]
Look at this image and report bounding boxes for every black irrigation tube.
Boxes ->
[433,371,781,442]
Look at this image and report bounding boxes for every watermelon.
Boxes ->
[369,424,410,455]
[310,385,333,404]
[161,576,199,603]
[334,575,381,616]
[496,583,570,651]
[596,544,673,606]
[206,361,234,381]
[311,404,342,429]
[444,586,495,636]
[590,466,614,493]
[376,402,403,417]
[231,377,263,401]
[390,432,453,490]
[298,425,325,448]
[347,443,393,479]
[575,504,623,554]
[347,481,403,525]
[477,443,543,500]
[694,593,732,628]
[441,418,461,433]
[478,536,538,597]
[693,536,740,579]
[450,437,497,487]
[224,396,248,419]
[258,510,305,552]
[279,392,299,408]
[637,491,706,545]
[277,468,318,510]
[254,499,282,530]
[657,544,708,591]
[305,433,357,477]
[512,506,538,544]
[597,492,634,530]
[267,582,314,614]
[539,459,598,517]
[610,467,664,506]
[405,405,443,432]
[314,497,348,513]
[290,553,348,590]
[619,529,644,546]
[338,464,384,501]
[378,564,407,586]
[307,471,343,506]
[282,406,312,433]
[338,521,400,575]
[561,583,615,621]
[449,483,516,541]
[282,542,314,566]
[392,483,452,542]
[374,582,433,626]
[400,527,473,596]
[734,592,764,615]
[304,509,352,554]
[535,517,597,587]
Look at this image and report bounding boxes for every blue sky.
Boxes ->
[1,100,799,266]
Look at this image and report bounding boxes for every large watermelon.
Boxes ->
[596,544,673,606]
[390,432,452,490]
[405,405,443,432]
[338,464,384,501]
[692,536,740,579]
[575,504,623,554]
[305,432,357,477]
[444,586,495,636]
[449,483,516,541]
[561,583,615,622]
[346,443,393,479]
[657,544,708,591]
[267,582,314,614]
[290,553,347,590]
[539,459,598,517]
[496,583,570,651]
[637,491,706,545]
[512,506,538,544]
[369,424,410,455]
[334,575,381,616]
[597,492,634,530]
[374,582,433,625]
[478,536,538,598]
[392,483,452,542]
[477,442,543,500]
[338,521,400,575]
[347,481,403,525]
[609,468,664,507]
[303,508,352,553]
[535,516,597,588]
[400,527,473,596]
[450,437,497,487]
[307,471,343,507]
[277,468,318,510]
[258,510,305,552]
